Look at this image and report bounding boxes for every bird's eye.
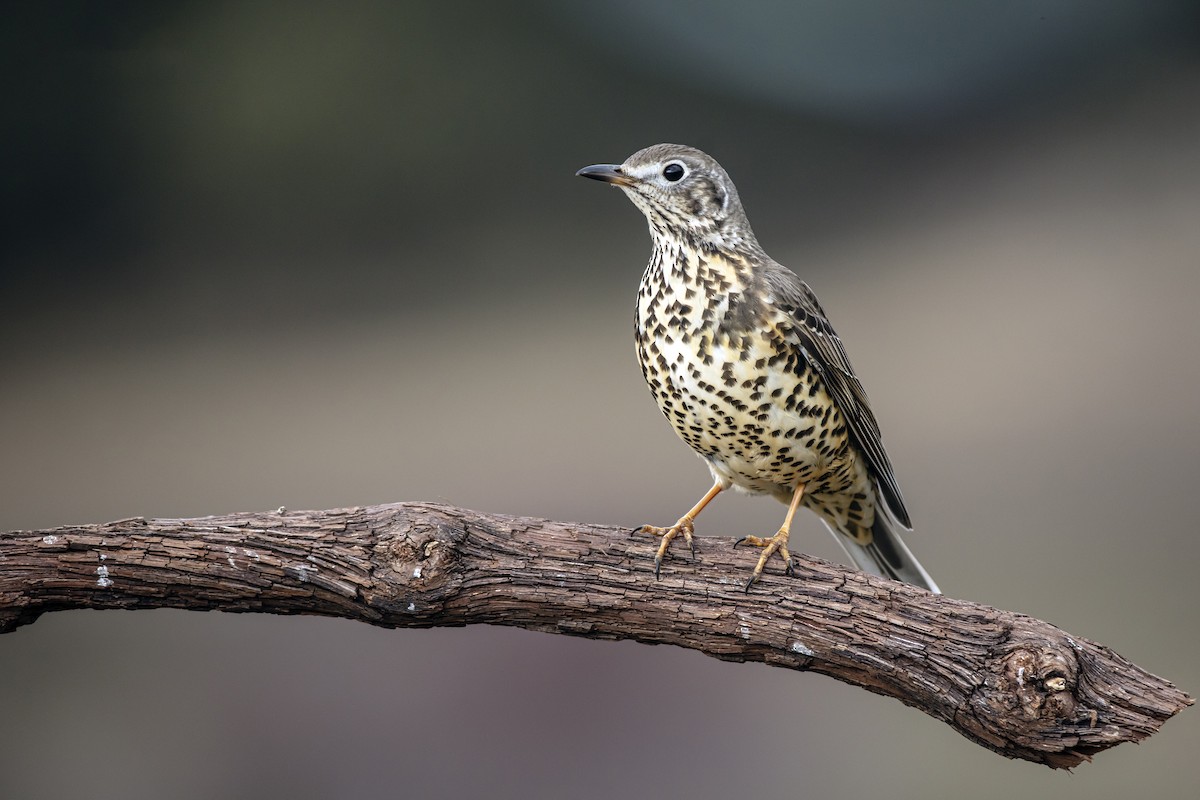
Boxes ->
[662,163,685,182]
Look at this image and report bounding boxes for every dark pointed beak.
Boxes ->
[576,163,635,187]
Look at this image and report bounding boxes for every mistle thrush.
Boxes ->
[577,143,939,593]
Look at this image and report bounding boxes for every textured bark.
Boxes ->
[0,502,1190,767]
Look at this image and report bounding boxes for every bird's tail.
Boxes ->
[829,508,940,594]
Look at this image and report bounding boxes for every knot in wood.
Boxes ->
[1004,645,1079,720]
[382,517,464,591]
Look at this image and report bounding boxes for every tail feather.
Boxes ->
[828,508,940,594]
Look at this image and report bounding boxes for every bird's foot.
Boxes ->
[632,517,697,578]
[733,529,794,591]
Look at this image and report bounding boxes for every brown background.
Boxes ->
[3,3,1198,798]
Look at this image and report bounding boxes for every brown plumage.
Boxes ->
[578,143,939,593]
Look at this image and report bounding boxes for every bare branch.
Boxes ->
[0,502,1190,767]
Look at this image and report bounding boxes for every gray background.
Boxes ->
[3,3,1197,798]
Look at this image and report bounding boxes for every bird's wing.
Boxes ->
[762,265,912,528]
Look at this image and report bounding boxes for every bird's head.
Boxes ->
[577,143,755,251]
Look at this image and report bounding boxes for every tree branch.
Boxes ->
[0,502,1190,767]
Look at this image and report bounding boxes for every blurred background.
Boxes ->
[2,2,1198,798]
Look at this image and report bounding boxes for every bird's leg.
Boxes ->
[634,481,723,578]
[734,483,806,591]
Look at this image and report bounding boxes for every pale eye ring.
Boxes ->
[662,162,685,182]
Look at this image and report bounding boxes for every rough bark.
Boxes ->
[0,502,1190,767]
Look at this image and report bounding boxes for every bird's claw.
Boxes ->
[634,518,696,579]
[734,529,793,591]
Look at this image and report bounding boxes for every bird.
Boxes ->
[576,143,939,593]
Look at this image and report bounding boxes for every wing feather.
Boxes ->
[762,264,912,528]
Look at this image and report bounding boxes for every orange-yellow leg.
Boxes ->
[634,481,723,578]
[734,483,806,591]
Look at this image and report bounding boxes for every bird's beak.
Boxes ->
[576,163,635,187]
